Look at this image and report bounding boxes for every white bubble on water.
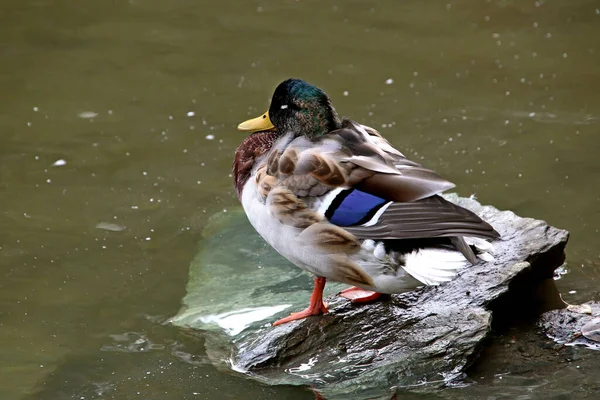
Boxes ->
[78,111,98,119]
[96,222,126,232]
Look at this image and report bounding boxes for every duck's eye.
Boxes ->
[262,115,266,119]
[280,104,288,110]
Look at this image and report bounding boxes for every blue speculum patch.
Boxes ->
[326,189,387,226]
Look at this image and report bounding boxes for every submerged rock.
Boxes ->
[170,194,569,400]
[537,302,600,350]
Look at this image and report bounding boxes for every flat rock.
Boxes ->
[170,194,569,400]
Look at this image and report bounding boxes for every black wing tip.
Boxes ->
[488,227,501,239]
[478,219,501,240]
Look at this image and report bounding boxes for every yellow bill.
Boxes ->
[237,111,275,132]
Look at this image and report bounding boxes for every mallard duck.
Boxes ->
[233,79,499,326]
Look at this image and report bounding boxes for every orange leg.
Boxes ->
[273,277,328,326]
[311,387,324,400]
[338,286,382,303]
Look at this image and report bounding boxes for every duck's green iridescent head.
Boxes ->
[238,79,342,138]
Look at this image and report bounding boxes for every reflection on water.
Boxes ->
[1,0,599,399]
[197,305,291,336]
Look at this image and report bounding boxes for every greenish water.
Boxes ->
[1,1,599,399]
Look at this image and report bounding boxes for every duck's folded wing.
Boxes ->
[343,195,499,240]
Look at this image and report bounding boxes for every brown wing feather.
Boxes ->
[356,171,455,202]
[344,195,499,240]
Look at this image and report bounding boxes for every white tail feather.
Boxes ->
[477,252,495,262]
[464,236,495,253]
[464,236,496,262]
[401,249,470,286]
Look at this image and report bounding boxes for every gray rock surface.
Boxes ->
[170,194,569,400]
[537,302,600,350]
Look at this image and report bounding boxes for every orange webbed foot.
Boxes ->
[338,286,383,303]
[272,276,328,326]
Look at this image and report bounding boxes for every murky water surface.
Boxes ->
[1,1,599,399]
